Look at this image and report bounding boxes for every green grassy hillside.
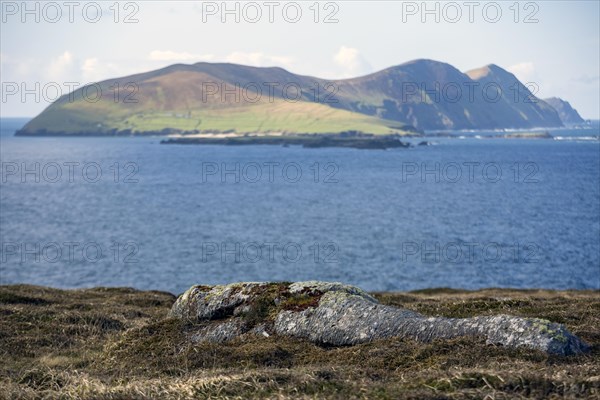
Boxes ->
[19,65,411,136]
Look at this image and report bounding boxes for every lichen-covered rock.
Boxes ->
[169,282,271,320]
[188,319,245,343]
[169,281,589,355]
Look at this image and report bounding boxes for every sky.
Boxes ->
[1,0,599,118]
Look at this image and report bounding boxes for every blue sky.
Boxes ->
[1,0,599,118]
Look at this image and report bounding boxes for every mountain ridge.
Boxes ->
[543,97,585,124]
[18,59,578,136]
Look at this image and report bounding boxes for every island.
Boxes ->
[15,60,585,140]
[161,132,412,150]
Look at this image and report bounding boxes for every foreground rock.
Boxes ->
[169,281,589,355]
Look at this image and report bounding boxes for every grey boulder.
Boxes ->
[168,281,589,356]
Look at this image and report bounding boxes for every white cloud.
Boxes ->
[81,57,99,78]
[507,62,536,82]
[80,57,124,82]
[572,74,600,84]
[46,51,76,81]
[333,46,372,78]
[148,50,215,62]
[0,53,34,80]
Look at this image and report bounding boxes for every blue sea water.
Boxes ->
[1,118,599,294]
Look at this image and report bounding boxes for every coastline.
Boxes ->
[1,284,598,399]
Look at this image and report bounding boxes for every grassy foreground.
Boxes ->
[0,285,598,399]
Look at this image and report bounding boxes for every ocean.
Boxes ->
[1,118,598,294]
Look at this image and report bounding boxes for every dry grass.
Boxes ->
[0,284,598,399]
